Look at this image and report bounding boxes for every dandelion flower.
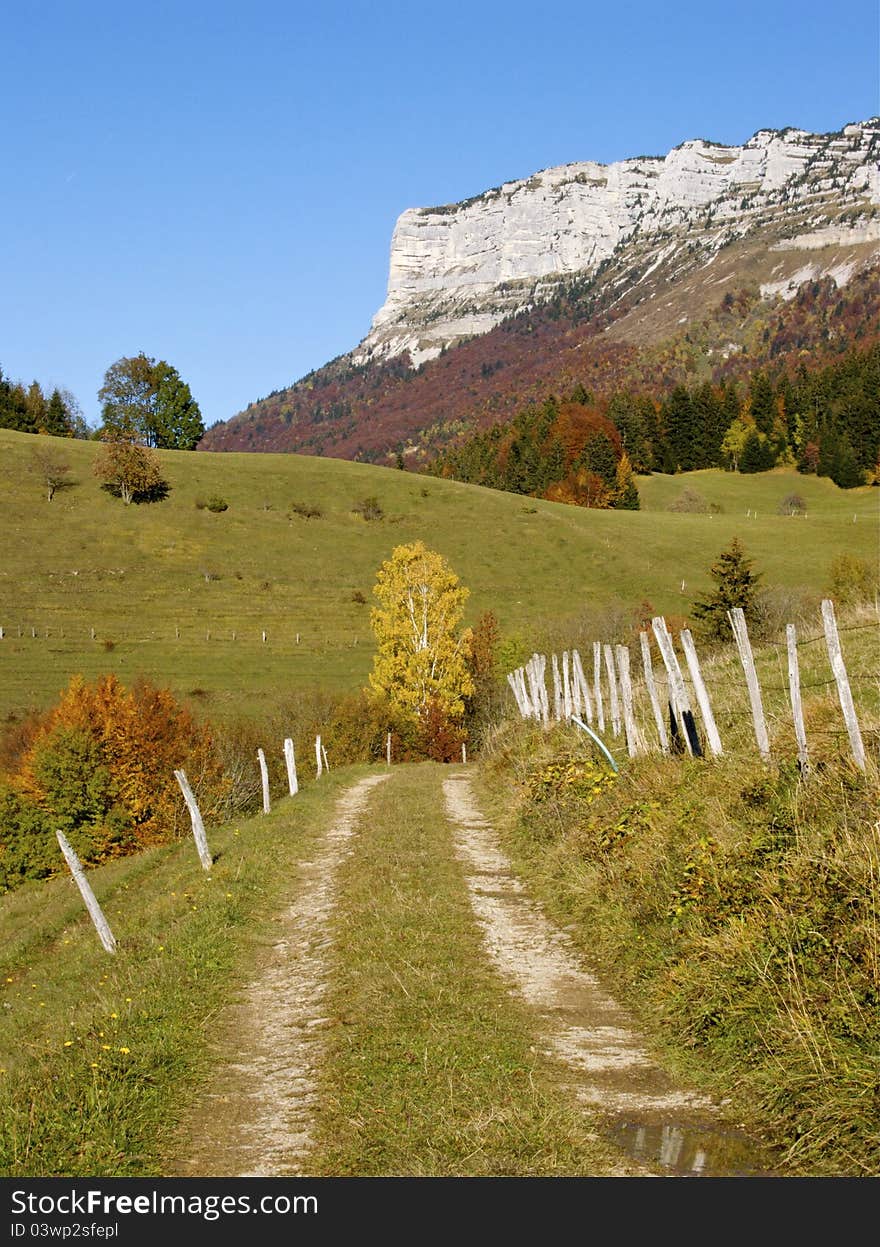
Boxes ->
[63,1041,74,1048]
[110,1012,118,1019]
[101,1044,111,1050]
[118,1047,130,1055]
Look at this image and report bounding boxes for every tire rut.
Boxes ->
[168,772,390,1177]
[442,771,773,1176]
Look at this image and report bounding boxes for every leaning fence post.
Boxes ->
[174,769,212,872]
[257,748,271,813]
[615,644,643,757]
[593,641,605,733]
[572,648,592,724]
[821,599,866,771]
[551,653,563,721]
[562,651,572,721]
[785,625,809,771]
[56,830,117,954]
[516,667,531,717]
[651,617,694,756]
[680,630,723,757]
[639,631,669,754]
[603,644,622,738]
[284,737,299,795]
[322,744,330,773]
[728,607,770,762]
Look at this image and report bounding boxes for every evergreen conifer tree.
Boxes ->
[691,538,762,642]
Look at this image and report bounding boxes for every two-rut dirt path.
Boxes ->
[170,767,772,1178]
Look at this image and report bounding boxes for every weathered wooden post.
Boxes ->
[315,735,323,778]
[322,744,330,772]
[174,769,212,871]
[639,631,669,754]
[680,630,723,757]
[551,653,563,721]
[728,607,770,762]
[593,641,605,733]
[284,737,299,795]
[821,599,866,770]
[517,668,533,718]
[562,651,572,721]
[651,617,695,756]
[56,831,117,954]
[462,742,467,764]
[257,748,271,813]
[785,625,809,771]
[572,648,592,723]
[386,731,392,765]
[615,644,644,757]
[603,644,621,738]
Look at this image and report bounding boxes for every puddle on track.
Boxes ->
[605,1119,778,1177]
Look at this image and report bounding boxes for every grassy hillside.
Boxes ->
[1,429,876,723]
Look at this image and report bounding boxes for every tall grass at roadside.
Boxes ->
[475,605,879,1176]
[0,766,368,1176]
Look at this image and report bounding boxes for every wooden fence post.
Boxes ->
[517,667,533,718]
[562,650,573,721]
[174,769,212,871]
[615,644,643,757]
[315,735,323,778]
[551,653,562,721]
[651,617,695,756]
[387,732,392,766]
[785,625,809,771]
[593,641,605,733]
[322,744,330,772]
[570,651,582,719]
[603,644,621,738]
[572,648,593,724]
[639,631,669,754]
[728,607,770,762]
[56,830,117,954]
[821,599,866,771]
[680,630,723,757]
[284,737,299,795]
[257,748,270,813]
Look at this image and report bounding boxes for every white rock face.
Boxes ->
[354,120,880,367]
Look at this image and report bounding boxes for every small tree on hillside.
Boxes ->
[368,541,474,728]
[31,446,75,501]
[94,433,168,504]
[612,451,640,510]
[691,537,763,642]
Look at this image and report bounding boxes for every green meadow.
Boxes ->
[1,428,876,722]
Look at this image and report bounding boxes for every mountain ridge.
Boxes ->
[201,117,880,464]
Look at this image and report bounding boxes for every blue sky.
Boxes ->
[2,0,877,430]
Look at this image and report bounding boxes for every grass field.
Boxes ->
[1,429,876,723]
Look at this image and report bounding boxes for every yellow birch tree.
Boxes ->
[368,541,474,723]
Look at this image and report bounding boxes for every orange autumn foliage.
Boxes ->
[17,674,226,851]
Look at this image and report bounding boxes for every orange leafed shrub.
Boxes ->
[17,674,226,852]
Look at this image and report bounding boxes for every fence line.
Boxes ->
[505,599,872,771]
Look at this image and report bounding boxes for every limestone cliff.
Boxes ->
[354,120,880,368]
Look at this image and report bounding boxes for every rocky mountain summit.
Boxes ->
[355,120,879,368]
[201,118,880,463]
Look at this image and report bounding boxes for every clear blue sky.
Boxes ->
[2,0,877,430]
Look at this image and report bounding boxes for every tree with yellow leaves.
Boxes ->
[368,541,474,726]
